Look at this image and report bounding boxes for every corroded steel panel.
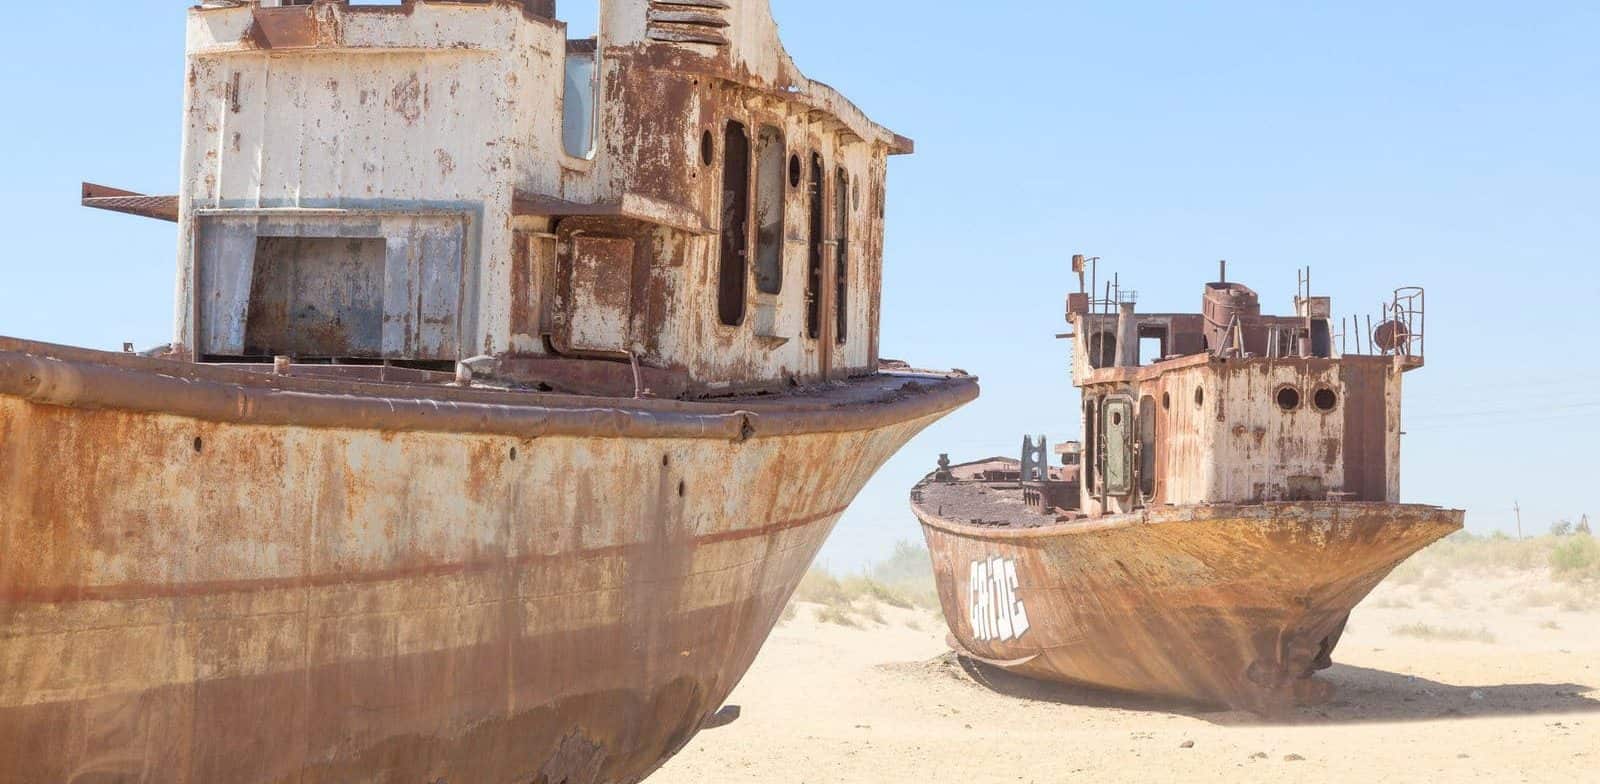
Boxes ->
[0,343,976,783]
[914,493,1462,714]
[567,236,638,353]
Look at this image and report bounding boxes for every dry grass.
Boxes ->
[1550,535,1600,582]
[1391,622,1497,644]
[1383,532,1600,614]
[786,541,944,627]
[813,604,860,628]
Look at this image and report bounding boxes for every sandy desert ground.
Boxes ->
[654,551,1599,783]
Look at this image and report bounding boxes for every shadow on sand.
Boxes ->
[939,653,1600,726]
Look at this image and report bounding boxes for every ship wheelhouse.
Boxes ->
[85,0,913,398]
[1063,261,1427,517]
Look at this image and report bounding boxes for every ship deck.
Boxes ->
[914,479,1064,530]
[913,468,1463,535]
[0,337,978,442]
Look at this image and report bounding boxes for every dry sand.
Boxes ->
[653,571,1598,783]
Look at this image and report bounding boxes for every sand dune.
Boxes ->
[653,568,1598,783]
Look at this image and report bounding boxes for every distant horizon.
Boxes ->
[2,1,1596,566]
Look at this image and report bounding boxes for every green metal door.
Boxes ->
[1103,397,1134,495]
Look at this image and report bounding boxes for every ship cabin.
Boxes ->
[1063,261,1426,518]
[83,0,910,399]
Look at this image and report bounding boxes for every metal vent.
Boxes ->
[647,0,730,46]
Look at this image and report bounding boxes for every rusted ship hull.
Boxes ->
[914,499,1462,714]
[0,339,975,784]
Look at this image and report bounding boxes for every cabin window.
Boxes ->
[1311,318,1332,357]
[245,237,386,359]
[1313,387,1339,412]
[1138,325,1168,365]
[805,153,826,340]
[1138,396,1157,499]
[834,167,850,345]
[1139,337,1162,365]
[196,215,466,364]
[1194,386,1205,409]
[1276,385,1302,411]
[562,40,599,159]
[718,121,751,326]
[1088,332,1116,369]
[789,154,802,187]
[753,126,786,295]
[700,130,715,166]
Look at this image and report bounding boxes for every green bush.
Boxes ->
[1550,534,1600,582]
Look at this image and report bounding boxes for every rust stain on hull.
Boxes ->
[913,494,1463,714]
[0,344,976,784]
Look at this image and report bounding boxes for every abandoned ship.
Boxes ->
[911,260,1460,714]
[0,1,976,782]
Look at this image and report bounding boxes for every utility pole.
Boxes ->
[1513,501,1523,539]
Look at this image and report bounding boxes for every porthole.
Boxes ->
[1313,387,1339,412]
[1194,387,1205,409]
[700,130,715,166]
[1111,411,1123,426]
[192,436,204,453]
[509,446,519,461]
[1162,392,1171,411]
[788,154,802,188]
[1276,385,1302,411]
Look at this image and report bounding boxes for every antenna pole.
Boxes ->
[1514,501,1524,539]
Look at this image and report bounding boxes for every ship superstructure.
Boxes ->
[912,261,1458,713]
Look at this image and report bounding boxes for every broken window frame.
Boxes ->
[561,38,600,161]
[805,152,826,340]
[834,166,850,346]
[717,120,752,327]
[753,125,787,296]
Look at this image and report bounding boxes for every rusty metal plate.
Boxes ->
[564,236,637,354]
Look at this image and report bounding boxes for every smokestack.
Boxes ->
[1116,302,1139,367]
[1219,259,1227,284]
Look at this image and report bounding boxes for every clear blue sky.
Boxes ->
[1,2,1596,569]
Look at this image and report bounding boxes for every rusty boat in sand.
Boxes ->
[912,261,1459,714]
[0,2,976,782]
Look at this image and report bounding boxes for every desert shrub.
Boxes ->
[1391,623,1496,644]
[794,568,848,606]
[1551,520,1575,537]
[814,604,859,628]
[1550,534,1600,582]
[1386,559,1425,586]
[839,576,915,610]
[866,540,943,610]
[855,600,887,625]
